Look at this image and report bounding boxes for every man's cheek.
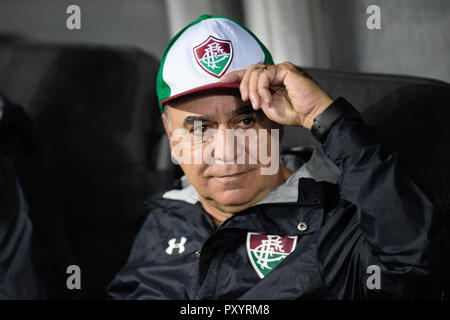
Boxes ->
[169,129,193,165]
[257,129,280,176]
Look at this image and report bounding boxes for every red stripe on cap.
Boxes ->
[160,82,241,105]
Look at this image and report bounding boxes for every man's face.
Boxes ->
[163,90,283,214]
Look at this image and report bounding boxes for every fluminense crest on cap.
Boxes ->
[193,36,233,78]
[156,14,273,113]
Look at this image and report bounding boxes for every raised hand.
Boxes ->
[221,62,333,129]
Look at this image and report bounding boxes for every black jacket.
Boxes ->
[108,99,447,300]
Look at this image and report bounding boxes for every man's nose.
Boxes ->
[212,128,240,163]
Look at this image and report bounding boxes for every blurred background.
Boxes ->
[0,0,448,82]
[0,0,448,300]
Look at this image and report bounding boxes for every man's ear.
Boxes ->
[162,114,172,141]
[161,114,173,155]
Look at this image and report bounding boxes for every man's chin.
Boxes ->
[208,189,263,212]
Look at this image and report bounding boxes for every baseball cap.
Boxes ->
[156,14,274,113]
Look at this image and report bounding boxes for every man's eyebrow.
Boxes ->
[183,115,210,128]
[229,105,258,118]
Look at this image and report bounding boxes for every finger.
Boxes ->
[274,62,298,85]
[239,64,261,102]
[248,68,264,109]
[257,67,275,108]
[220,69,246,83]
[221,68,253,101]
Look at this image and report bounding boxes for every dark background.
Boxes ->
[0,0,448,84]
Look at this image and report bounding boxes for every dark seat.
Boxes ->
[0,41,176,299]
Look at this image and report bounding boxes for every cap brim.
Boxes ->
[160,82,241,105]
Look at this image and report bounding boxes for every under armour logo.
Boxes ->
[165,237,187,255]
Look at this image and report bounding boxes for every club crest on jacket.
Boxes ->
[246,232,298,279]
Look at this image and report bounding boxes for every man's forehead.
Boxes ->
[167,91,253,119]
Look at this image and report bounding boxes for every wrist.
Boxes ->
[310,97,353,143]
[303,96,333,130]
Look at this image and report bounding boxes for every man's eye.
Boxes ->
[191,125,208,134]
[239,118,254,127]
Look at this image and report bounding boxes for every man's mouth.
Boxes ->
[217,172,246,178]
[213,169,252,179]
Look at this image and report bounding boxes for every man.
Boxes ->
[108,15,445,299]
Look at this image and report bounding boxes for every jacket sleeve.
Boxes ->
[319,98,447,299]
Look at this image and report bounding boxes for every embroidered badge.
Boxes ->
[193,36,233,78]
[246,232,298,279]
